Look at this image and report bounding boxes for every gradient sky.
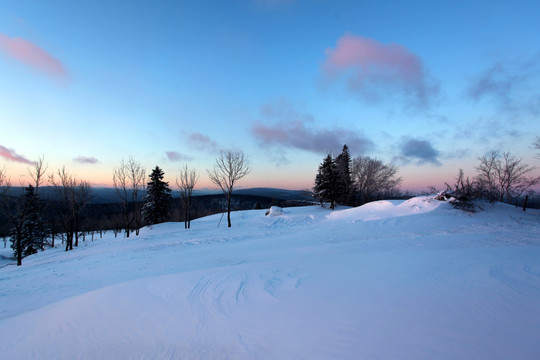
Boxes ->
[1,0,539,191]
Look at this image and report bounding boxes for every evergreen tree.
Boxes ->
[9,185,48,259]
[313,154,340,210]
[335,144,352,205]
[142,166,172,225]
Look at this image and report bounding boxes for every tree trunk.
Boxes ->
[227,193,232,228]
[16,227,22,266]
[74,216,79,247]
[51,225,55,248]
[187,198,191,229]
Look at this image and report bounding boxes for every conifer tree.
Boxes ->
[313,154,340,210]
[142,166,172,225]
[335,144,353,205]
[16,185,47,257]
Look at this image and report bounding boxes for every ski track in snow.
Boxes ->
[0,197,539,359]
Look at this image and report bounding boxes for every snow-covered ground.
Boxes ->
[1,197,539,359]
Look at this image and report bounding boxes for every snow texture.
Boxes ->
[1,197,539,359]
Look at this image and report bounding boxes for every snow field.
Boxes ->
[1,197,539,359]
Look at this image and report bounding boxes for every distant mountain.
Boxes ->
[233,188,313,201]
[4,187,313,204]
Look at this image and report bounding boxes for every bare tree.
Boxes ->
[49,167,92,251]
[176,165,198,229]
[27,156,48,191]
[351,156,402,205]
[207,150,250,228]
[113,157,146,237]
[445,168,475,198]
[476,151,540,203]
[533,136,540,159]
[475,152,499,201]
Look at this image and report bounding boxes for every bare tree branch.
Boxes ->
[533,136,540,160]
[26,156,48,191]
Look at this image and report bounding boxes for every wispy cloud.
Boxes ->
[187,132,221,153]
[252,99,373,157]
[73,156,98,164]
[322,34,439,109]
[0,33,68,79]
[394,138,441,166]
[0,145,34,164]
[453,116,523,143]
[166,151,193,162]
[467,52,540,115]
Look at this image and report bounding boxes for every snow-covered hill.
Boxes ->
[1,197,539,359]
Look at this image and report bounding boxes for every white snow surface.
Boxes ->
[1,197,539,360]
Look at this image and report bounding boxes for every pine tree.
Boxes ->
[10,185,48,258]
[335,144,352,205]
[142,166,172,225]
[313,154,340,210]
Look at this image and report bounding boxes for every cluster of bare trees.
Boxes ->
[49,167,92,251]
[113,157,145,237]
[446,151,540,205]
[177,165,198,229]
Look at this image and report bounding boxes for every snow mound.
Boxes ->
[265,206,284,216]
[327,196,443,222]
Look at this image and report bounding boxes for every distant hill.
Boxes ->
[4,187,313,204]
[233,188,313,201]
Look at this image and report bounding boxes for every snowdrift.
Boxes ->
[1,197,539,360]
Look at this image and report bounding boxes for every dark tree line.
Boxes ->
[313,145,402,209]
[0,149,253,266]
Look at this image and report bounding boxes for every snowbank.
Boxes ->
[327,196,442,222]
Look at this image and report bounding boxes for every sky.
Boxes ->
[1,0,539,192]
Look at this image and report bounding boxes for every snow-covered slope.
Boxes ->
[1,197,539,360]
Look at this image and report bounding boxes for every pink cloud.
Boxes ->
[322,34,438,108]
[0,145,34,164]
[252,99,373,157]
[73,156,99,164]
[187,132,220,153]
[0,33,68,78]
[166,151,193,162]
